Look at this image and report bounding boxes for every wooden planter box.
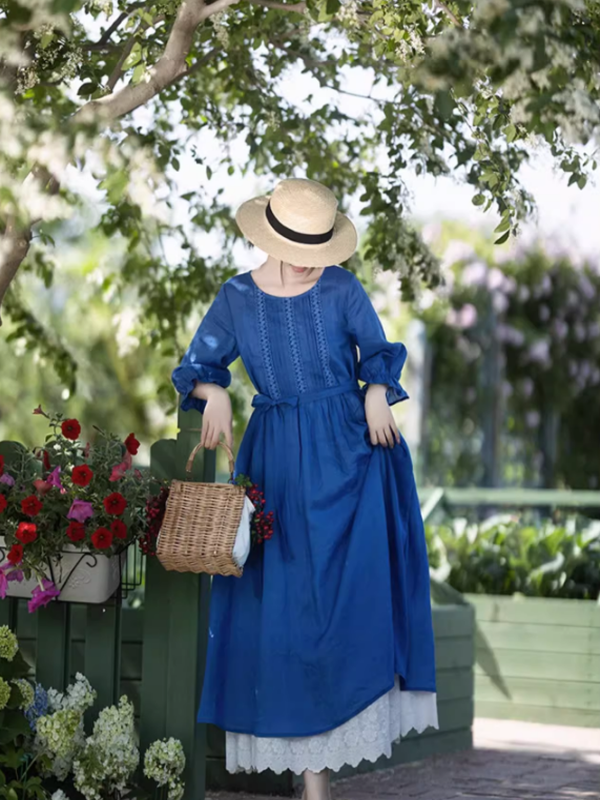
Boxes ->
[466,594,600,728]
[205,603,476,795]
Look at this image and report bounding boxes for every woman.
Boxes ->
[171,178,438,800]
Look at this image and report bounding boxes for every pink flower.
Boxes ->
[109,451,133,482]
[0,564,23,599]
[46,466,64,490]
[66,499,94,523]
[28,579,60,613]
[0,474,15,487]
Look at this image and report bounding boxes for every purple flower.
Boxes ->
[528,339,550,366]
[526,410,541,428]
[0,474,15,487]
[46,466,63,490]
[67,499,94,523]
[461,260,487,287]
[552,319,568,341]
[28,579,60,613]
[0,564,23,600]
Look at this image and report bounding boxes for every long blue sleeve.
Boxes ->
[171,284,239,414]
[345,275,409,406]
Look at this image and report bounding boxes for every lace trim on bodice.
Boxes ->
[310,282,336,387]
[285,298,307,394]
[255,284,281,399]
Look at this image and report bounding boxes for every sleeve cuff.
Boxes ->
[358,344,409,406]
[171,364,231,414]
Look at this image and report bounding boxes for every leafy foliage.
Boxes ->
[2,0,600,386]
[426,514,600,599]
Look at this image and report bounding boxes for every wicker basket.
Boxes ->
[156,441,246,578]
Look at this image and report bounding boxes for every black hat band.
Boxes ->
[266,201,334,245]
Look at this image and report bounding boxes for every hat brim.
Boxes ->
[235,195,357,268]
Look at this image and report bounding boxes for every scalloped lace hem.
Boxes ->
[225,677,439,775]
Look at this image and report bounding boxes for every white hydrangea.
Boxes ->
[73,696,139,800]
[48,673,96,714]
[51,791,70,800]
[144,738,186,800]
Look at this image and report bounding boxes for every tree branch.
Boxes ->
[0,0,310,320]
[434,0,462,28]
[97,2,147,45]
[247,0,306,11]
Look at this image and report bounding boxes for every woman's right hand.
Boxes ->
[192,383,233,450]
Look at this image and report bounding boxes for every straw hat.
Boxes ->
[235,178,357,267]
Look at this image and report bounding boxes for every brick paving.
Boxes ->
[206,718,600,800]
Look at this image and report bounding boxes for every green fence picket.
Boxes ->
[84,600,122,725]
[36,601,71,691]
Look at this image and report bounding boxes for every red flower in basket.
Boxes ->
[110,520,128,540]
[0,495,6,514]
[124,433,140,455]
[16,522,37,544]
[21,495,43,517]
[72,465,93,487]
[7,544,23,565]
[103,492,127,516]
[66,521,86,542]
[61,419,81,441]
[91,527,113,549]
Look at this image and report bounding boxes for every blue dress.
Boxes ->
[171,265,436,738]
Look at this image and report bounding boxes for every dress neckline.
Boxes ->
[247,268,327,299]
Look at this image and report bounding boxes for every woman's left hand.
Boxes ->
[365,384,401,448]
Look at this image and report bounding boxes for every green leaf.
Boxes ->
[77,83,96,97]
[131,63,146,85]
[494,217,511,234]
[472,193,486,206]
[577,175,587,189]
[504,123,517,142]
[123,42,142,71]
[494,231,510,245]
[434,90,455,121]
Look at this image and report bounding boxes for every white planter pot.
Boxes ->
[0,537,126,604]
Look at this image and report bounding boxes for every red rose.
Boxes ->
[0,495,6,513]
[16,522,37,544]
[21,495,43,516]
[7,544,23,564]
[72,465,93,487]
[103,492,127,516]
[91,527,113,549]
[124,433,140,455]
[66,521,86,542]
[0,454,4,476]
[110,519,128,540]
[61,419,81,441]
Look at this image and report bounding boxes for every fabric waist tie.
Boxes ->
[251,380,360,409]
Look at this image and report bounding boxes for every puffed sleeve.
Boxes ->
[346,275,409,406]
[171,284,239,414]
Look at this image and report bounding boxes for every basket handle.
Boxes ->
[186,438,236,480]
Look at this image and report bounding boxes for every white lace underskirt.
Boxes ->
[225,677,439,775]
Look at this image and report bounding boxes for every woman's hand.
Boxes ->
[192,383,233,450]
[365,384,401,448]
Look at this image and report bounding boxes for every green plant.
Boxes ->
[426,515,600,599]
[415,239,600,489]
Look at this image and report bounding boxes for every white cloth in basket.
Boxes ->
[232,496,255,568]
